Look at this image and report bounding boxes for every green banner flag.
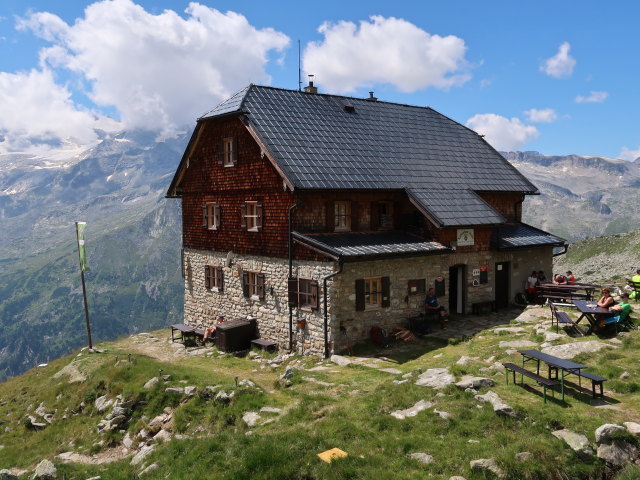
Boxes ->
[76,222,90,272]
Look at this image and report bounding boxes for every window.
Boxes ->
[355,276,390,311]
[218,137,237,166]
[241,202,263,231]
[287,277,319,310]
[379,202,393,229]
[334,201,351,231]
[205,265,224,292]
[242,271,265,300]
[202,203,221,230]
[407,279,426,296]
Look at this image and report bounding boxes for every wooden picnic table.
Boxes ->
[518,349,587,401]
[572,300,616,335]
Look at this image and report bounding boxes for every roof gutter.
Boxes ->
[553,245,569,257]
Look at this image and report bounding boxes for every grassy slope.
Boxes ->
[1,308,640,480]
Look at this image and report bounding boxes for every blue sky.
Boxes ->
[1,0,639,159]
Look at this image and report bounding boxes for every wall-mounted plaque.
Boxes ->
[457,229,474,246]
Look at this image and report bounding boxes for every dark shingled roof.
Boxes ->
[292,231,449,260]
[196,85,539,226]
[493,223,565,249]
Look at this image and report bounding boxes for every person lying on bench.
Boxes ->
[552,273,568,285]
[203,315,225,341]
[597,292,632,330]
[424,288,448,330]
[597,288,615,309]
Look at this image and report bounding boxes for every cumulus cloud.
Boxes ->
[0,69,119,154]
[524,108,557,123]
[540,42,576,78]
[619,146,640,162]
[14,0,289,142]
[575,91,609,103]
[303,16,470,93]
[466,113,539,151]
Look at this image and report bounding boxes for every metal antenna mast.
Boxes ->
[298,39,302,91]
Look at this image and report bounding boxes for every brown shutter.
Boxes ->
[213,204,221,230]
[310,280,319,310]
[257,273,266,300]
[242,271,249,297]
[216,267,224,292]
[350,201,357,231]
[231,137,238,164]
[204,266,211,288]
[370,202,379,230]
[288,277,298,307]
[325,201,334,232]
[381,276,390,308]
[217,139,224,165]
[240,203,247,229]
[418,279,426,294]
[202,204,208,228]
[256,204,263,230]
[355,279,365,311]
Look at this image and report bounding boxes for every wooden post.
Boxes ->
[75,222,93,349]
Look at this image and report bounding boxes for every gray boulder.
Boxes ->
[597,440,639,466]
[415,368,456,390]
[31,459,56,479]
[130,445,155,466]
[143,377,159,389]
[455,376,495,390]
[214,391,232,405]
[474,391,516,417]
[242,412,261,427]
[407,452,434,464]
[330,355,351,366]
[390,400,433,420]
[470,458,504,478]
[624,422,640,436]
[551,429,594,459]
[0,469,18,480]
[595,423,626,444]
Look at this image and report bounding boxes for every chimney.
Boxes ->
[366,91,378,101]
[304,74,318,94]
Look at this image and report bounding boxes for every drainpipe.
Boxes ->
[322,260,343,358]
[288,199,304,351]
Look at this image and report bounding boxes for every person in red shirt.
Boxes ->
[566,271,576,284]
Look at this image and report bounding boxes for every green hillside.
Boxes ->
[1,306,639,479]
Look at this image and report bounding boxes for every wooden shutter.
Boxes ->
[202,204,209,228]
[213,204,221,230]
[325,201,334,232]
[418,279,426,294]
[257,273,266,300]
[288,277,298,307]
[240,204,247,229]
[355,279,365,311]
[216,267,224,292]
[217,139,224,165]
[204,266,211,288]
[256,204,263,230]
[370,202,379,230]
[310,280,319,310]
[242,271,249,297]
[350,201,357,231]
[231,137,238,164]
[381,276,390,308]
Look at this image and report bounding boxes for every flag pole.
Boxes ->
[75,222,93,349]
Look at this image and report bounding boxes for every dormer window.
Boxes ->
[334,201,351,232]
[219,137,237,167]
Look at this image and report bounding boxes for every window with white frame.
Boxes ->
[241,201,262,231]
[334,201,351,231]
[205,265,224,292]
[203,202,221,230]
[242,271,265,300]
[222,137,236,166]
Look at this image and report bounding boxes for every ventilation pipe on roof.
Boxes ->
[366,91,378,101]
[304,75,318,94]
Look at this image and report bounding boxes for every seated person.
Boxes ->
[552,273,568,285]
[537,270,547,284]
[525,271,538,303]
[203,315,225,341]
[597,292,632,330]
[597,288,615,309]
[632,269,640,284]
[424,288,448,330]
[566,271,576,284]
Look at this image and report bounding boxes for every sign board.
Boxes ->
[472,268,480,276]
[457,229,474,246]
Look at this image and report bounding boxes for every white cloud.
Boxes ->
[540,42,576,78]
[0,69,118,154]
[15,0,289,139]
[303,16,471,93]
[619,146,640,161]
[466,113,539,151]
[575,91,609,103]
[524,108,557,123]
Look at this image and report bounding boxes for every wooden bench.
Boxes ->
[578,371,606,398]
[549,303,582,334]
[170,324,207,346]
[251,338,278,352]
[503,362,558,403]
[471,300,496,315]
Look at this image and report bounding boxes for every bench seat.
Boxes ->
[251,338,278,352]
[578,371,606,398]
[503,362,558,403]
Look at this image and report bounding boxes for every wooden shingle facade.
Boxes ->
[168,84,565,356]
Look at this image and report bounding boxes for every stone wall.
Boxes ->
[183,248,336,356]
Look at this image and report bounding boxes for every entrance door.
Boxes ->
[495,262,510,309]
[448,265,465,314]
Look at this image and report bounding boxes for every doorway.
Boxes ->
[495,261,510,309]
[448,265,466,314]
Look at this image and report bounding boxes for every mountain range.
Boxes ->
[1,134,638,379]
